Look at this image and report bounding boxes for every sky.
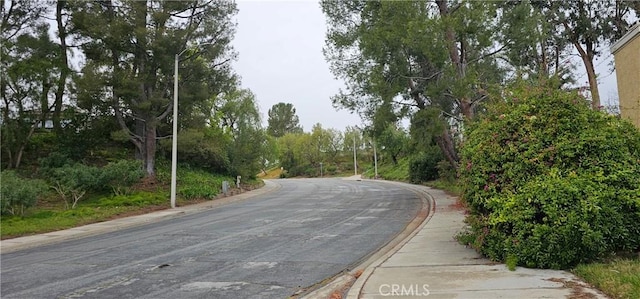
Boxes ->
[231,0,362,132]
[231,0,620,131]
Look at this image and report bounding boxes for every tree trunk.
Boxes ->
[54,0,69,132]
[581,53,600,109]
[437,128,459,169]
[13,123,37,169]
[144,118,156,178]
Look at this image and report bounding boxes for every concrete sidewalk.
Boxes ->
[1,180,281,254]
[346,186,608,299]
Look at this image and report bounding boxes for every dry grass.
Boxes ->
[574,258,640,299]
[257,167,283,179]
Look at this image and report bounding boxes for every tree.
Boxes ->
[53,0,71,132]
[70,0,238,178]
[266,102,303,137]
[322,1,506,168]
[1,0,56,169]
[541,0,636,109]
[498,1,574,86]
[217,87,267,179]
[377,124,408,165]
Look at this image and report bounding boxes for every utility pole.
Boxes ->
[373,139,378,179]
[353,135,357,176]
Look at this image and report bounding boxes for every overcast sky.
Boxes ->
[232,0,362,132]
[231,0,620,132]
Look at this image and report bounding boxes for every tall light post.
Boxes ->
[373,139,378,179]
[171,44,212,208]
[353,134,357,176]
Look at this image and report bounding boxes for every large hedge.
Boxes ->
[458,86,640,269]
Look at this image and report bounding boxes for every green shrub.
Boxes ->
[0,171,48,215]
[458,86,640,269]
[101,160,144,195]
[99,192,166,207]
[326,164,338,175]
[38,151,72,170]
[436,160,457,182]
[160,128,231,173]
[409,147,443,183]
[177,168,229,200]
[49,164,102,209]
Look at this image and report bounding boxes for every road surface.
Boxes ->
[1,178,422,298]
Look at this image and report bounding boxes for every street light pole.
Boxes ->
[373,139,378,179]
[171,53,179,209]
[170,44,213,209]
[353,135,357,176]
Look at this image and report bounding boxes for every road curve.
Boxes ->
[1,178,422,298]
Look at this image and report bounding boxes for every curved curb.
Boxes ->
[301,180,436,299]
[1,180,282,254]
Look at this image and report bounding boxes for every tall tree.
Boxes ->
[52,0,71,132]
[542,0,636,108]
[1,0,54,169]
[266,102,303,137]
[217,87,267,179]
[322,0,505,167]
[70,0,238,178]
[498,1,574,86]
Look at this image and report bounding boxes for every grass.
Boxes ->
[0,167,252,239]
[257,167,283,179]
[0,201,164,238]
[425,178,463,196]
[573,258,640,299]
[362,158,410,182]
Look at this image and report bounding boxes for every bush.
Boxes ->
[458,86,640,269]
[326,164,338,175]
[1,171,48,215]
[409,147,443,183]
[177,168,228,200]
[49,164,102,209]
[39,152,73,170]
[101,160,144,195]
[436,160,456,182]
[160,128,231,174]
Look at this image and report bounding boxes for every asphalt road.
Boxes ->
[1,178,422,299]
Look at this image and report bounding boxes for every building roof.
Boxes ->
[611,21,640,54]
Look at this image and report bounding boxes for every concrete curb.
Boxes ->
[301,179,436,299]
[0,180,281,254]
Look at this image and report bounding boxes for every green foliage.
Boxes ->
[1,192,165,238]
[38,151,73,169]
[436,160,457,182]
[49,164,102,209]
[408,147,444,183]
[101,160,144,195]
[506,255,518,271]
[459,85,640,269]
[266,102,303,137]
[574,258,640,299]
[378,125,409,165]
[0,171,48,216]
[99,192,166,207]
[161,128,231,173]
[325,164,338,175]
[177,168,231,200]
[364,157,410,182]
